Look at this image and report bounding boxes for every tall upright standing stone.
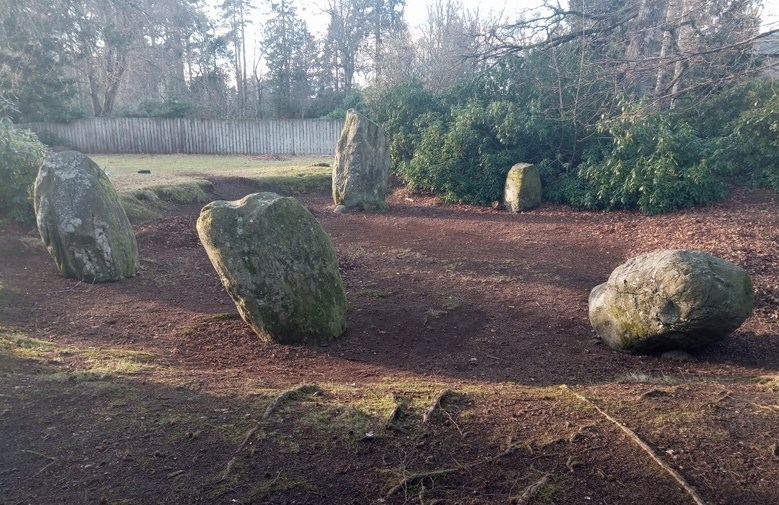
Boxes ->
[34,151,139,282]
[503,163,542,212]
[332,109,390,212]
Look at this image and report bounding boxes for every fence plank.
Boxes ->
[20,118,344,155]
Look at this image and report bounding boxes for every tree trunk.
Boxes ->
[87,64,104,117]
[102,55,126,116]
[625,0,670,98]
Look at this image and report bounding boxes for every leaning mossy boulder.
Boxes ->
[332,109,390,212]
[197,192,347,345]
[503,163,542,212]
[589,250,754,353]
[34,151,139,282]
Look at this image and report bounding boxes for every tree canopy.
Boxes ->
[1,0,776,213]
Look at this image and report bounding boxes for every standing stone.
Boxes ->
[197,192,347,345]
[589,250,754,353]
[34,151,139,282]
[332,109,390,212]
[503,163,542,212]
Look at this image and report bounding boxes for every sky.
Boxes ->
[288,0,779,35]
[224,0,779,58]
[297,1,562,35]
[756,0,779,31]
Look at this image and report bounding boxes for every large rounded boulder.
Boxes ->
[589,250,753,353]
[197,192,347,345]
[332,109,390,212]
[34,151,139,282]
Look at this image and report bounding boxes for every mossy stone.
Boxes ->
[197,192,347,345]
[589,250,754,353]
[33,151,139,282]
[332,109,390,212]
[503,163,542,212]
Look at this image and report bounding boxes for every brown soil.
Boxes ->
[1,179,777,505]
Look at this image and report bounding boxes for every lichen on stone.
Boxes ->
[34,151,139,282]
[197,192,347,345]
[589,250,754,354]
[503,163,542,212]
[332,109,390,212]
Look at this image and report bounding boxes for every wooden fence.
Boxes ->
[21,118,344,155]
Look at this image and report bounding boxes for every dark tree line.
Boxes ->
[0,0,414,121]
[357,0,778,213]
[1,0,774,124]
[0,0,776,216]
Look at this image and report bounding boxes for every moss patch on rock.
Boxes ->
[589,250,754,353]
[197,192,347,345]
[503,163,542,212]
[34,151,139,282]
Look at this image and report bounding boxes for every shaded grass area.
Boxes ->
[0,328,156,378]
[0,326,563,503]
[2,323,777,503]
[92,154,332,222]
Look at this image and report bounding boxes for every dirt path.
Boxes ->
[1,181,777,504]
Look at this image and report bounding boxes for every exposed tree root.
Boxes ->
[384,429,561,501]
[498,436,533,458]
[19,450,57,482]
[442,408,465,437]
[385,394,409,433]
[561,385,708,505]
[219,384,321,482]
[422,388,457,424]
[509,473,550,505]
[386,467,461,498]
[263,384,321,420]
[569,423,597,443]
[219,425,259,482]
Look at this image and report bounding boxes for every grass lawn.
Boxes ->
[90,154,334,222]
[90,154,332,192]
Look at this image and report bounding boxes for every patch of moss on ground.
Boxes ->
[354,288,393,298]
[0,328,155,376]
[120,194,162,222]
[0,330,57,357]
[297,404,376,451]
[251,171,330,194]
[149,180,213,204]
[206,312,242,321]
[120,180,213,222]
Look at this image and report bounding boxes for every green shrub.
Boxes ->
[34,129,68,148]
[0,119,47,221]
[711,84,779,191]
[570,107,728,214]
[365,57,604,205]
[366,66,775,213]
[400,101,528,204]
[321,90,364,120]
[362,81,443,171]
